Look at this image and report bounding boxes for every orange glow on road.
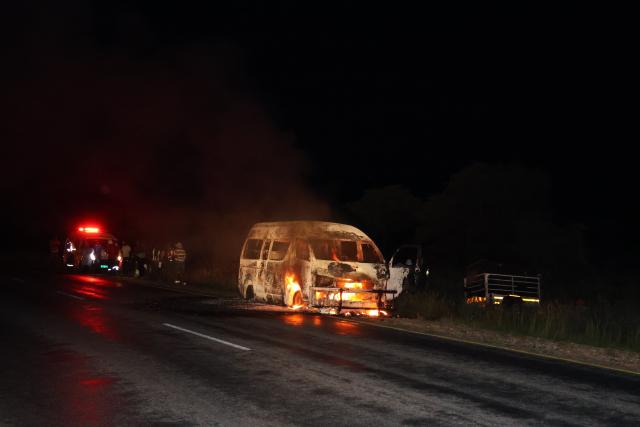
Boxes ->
[283,313,304,326]
[333,320,361,336]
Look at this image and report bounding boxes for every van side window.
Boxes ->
[269,240,290,261]
[310,239,333,260]
[261,240,272,260]
[361,242,383,263]
[296,239,310,261]
[339,241,358,261]
[242,239,263,259]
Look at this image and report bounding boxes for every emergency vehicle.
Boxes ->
[63,226,121,272]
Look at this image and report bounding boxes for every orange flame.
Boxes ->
[342,282,363,289]
[285,273,303,308]
[285,273,300,292]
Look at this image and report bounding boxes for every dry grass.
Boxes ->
[395,291,640,353]
[362,316,640,374]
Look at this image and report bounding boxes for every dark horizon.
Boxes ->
[3,2,637,274]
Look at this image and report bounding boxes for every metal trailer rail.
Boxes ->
[310,287,397,314]
[464,273,541,304]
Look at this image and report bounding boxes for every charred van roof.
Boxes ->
[247,221,372,242]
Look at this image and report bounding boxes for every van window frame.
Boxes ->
[337,240,358,262]
[360,241,383,264]
[261,239,272,260]
[242,239,263,260]
[295,239,310,261]
[309,239,334,261]
[269,240,291,261]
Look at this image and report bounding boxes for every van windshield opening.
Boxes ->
[311,239,360,262]
[361,242,383,263]
[310,239,333,260]
[339,241,358,262]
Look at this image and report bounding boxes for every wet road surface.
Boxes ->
[1,273,639,426]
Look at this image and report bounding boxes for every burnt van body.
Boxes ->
[238,221,393,314]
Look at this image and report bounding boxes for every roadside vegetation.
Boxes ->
[142,263,239,297]
[343,163,640,354]
[394,291,640,353]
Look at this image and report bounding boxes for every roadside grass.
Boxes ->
[394,291,640,352]
[145,265,239,297]
[187,269,239,297]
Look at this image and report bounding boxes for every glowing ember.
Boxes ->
[342,282,363,289]
[366,309,379,317]
[329,292,356,301]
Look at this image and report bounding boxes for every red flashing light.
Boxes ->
[78,226,100,233]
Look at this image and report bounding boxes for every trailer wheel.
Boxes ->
[502,295,523,310]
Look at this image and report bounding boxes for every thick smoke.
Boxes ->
[1,5,329,270]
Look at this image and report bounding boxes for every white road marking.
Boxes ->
[56,290,85,300]
[163,323,251,351]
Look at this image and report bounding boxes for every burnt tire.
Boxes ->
[245,285,255,301]
[292,291,303,307]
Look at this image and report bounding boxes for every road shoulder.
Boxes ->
[104,273,640,375]
[355,317,640,375]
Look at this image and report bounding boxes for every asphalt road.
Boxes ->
[1,273,639,426]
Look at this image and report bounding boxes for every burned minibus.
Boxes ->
[238,221,394,315]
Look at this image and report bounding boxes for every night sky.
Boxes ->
[2,2,637,269]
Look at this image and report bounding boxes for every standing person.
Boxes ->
[162,244,172,282]
[172,242,187,285]
[134,241,148,277]
[150,247,159,278]
[120,241,132,275]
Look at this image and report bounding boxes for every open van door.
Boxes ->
[387,245,422,298]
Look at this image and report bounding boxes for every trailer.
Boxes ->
[464,272,541,305]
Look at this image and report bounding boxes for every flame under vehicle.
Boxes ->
[238,221,394,315]
[63,226,121,272]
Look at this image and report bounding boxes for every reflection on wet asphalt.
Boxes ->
[1,273,640,426]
